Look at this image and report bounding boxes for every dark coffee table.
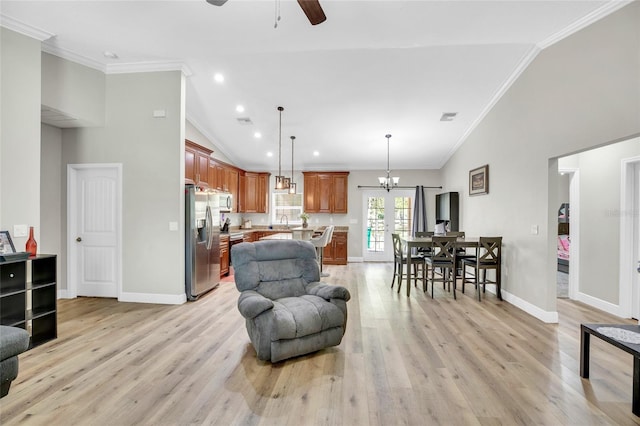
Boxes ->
[580,323,640,416]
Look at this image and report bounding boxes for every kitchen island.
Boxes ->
[259,233,292,241]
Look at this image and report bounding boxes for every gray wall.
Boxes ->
[41,124,64,285]
[440,2,640,318]
[560,137,640,304]
[0,28,42,250]
[61,71,185,299]
[41,53,105,126]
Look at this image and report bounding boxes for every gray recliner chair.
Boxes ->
[231,239,350,363]
[1,325,30,398]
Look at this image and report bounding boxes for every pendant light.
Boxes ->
[274,106,290,190]
[289,136,297,194]
[378,134,399,191]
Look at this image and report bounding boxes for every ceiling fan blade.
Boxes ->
[206,0,228,6]
[297,0,326,25]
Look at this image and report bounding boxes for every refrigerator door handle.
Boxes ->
[205,205,213,250]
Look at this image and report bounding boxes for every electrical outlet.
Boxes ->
[530,225,539,235]
[13,224,28,237]
[169,221,178,231]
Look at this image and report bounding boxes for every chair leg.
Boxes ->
[496,264,502,300]
[391,259,397,288]
[397,262,403,294]
[475,265,481,301]
[451,268,456,300]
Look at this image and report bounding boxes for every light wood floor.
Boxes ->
[1,262,639,425]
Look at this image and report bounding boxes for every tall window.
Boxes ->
[272,192,304,224]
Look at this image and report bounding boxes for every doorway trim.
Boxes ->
[620,156,640,319]
[559,167,580,300]
[67,163,123,299]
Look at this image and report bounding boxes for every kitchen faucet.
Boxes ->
[280,215,288,228]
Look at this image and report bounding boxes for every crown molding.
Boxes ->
[440,45,541,168]
[0,14,54,41]
[42,41,193,77]
[537,0,634,49]
[42,42,107,72]
[107,61,193,77]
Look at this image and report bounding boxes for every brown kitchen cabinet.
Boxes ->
[240,172,270,213]
[322,231,348,265]
[303,172,349,214]
[209,160,225,191]
[185,140,213,187]
[220,234,229,277]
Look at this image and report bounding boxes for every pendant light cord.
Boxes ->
[278,106,283,177]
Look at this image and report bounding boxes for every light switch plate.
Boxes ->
[530,225,539,235]
[169,221,178,231]
[13,224,28,237]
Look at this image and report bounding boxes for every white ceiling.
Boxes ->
[0,0,628,171]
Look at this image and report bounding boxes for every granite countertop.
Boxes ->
[233,225,349,233]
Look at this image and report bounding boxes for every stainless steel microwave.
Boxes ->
[218,193,233,212]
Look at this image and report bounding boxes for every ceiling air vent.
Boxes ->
[236,117,253,125]
[440,112,457,122]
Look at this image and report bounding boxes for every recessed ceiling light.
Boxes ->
[254,132,262,138]
[103,51,118,59]
[267,152,273,157]
[213,73,224,83]
[313,151,319,156]
[236,105,245,113]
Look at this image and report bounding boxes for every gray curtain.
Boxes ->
[412,185,427,236]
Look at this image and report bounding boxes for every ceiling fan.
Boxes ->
[206,0,326,26]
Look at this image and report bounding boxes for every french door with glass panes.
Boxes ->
[362,190,415,261]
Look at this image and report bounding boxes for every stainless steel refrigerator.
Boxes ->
[185,184,220,300]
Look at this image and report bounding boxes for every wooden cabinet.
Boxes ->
[220,235,229,277]
[0,255,57,348]
[185,140,213,187]
[242,232,256,243]
[209,160,225,191]
[322,232,348,265]
[240,172,270,213]
[303,172,349,213]
[226,167,239,210]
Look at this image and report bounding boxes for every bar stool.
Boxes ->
[311,226,334,277]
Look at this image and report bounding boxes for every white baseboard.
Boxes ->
[58,290,186,304]
[119,291,187,305]
[501,288,559,323]
[347,257,364,263]
[575,291,623,318]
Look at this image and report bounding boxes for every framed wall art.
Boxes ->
[0,230,16,254]
[469,164,489,196]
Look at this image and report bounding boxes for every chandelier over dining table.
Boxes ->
[379,134,399,191]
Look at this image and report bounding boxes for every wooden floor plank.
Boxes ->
[1,263,640,425]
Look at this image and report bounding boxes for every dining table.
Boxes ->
[399,235,481,297]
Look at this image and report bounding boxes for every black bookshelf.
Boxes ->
[0,254,57,348]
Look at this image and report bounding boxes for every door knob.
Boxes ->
[76,237,82,242]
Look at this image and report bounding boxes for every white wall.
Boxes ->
[0,28,41,249]
[41,124,64,285]
[61,71,185,300]
[41,53,105,126]
[440,2,640,320]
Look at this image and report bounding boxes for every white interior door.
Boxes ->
[362,190,414,261]
[68,164,121,298]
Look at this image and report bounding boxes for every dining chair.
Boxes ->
[460,236,502,301]
[414,231,434,256]
[424,236,457,298]
[446,231,474,276]
[391,233,426,293]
